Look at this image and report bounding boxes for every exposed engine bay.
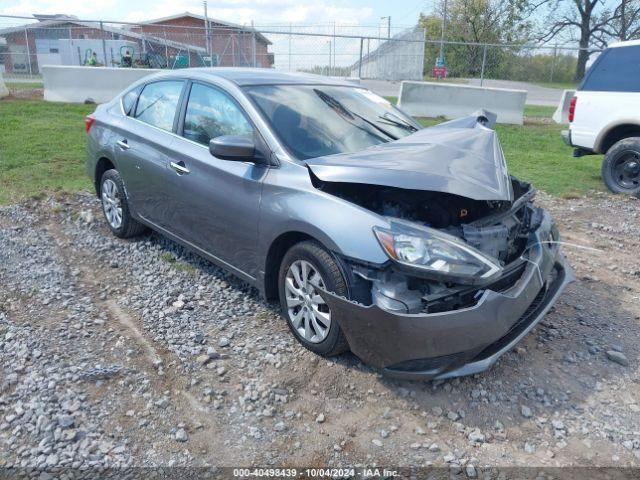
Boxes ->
[313,175,543,315]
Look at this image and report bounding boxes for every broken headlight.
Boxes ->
[373,219,502,284]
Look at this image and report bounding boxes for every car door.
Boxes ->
[162,81,268,279]
[114,80,185,227]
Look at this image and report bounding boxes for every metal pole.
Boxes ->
[288,23,292,71]
[550,43,558,83]
[332,22,336,76]
[358,37,363,78]
[251,21,256,67]
[231,34,235,67]
[99,21,107,67]
[24,27,32,76]
[480,43,487,86]
[203,1,211,66]
[381,16,391,39]
[439,0,447,61]
[328,40,332,76]
[163,28,169,69]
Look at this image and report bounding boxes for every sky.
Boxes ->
[0,0,428,29]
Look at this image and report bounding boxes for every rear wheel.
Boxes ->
[100,169,147,238]
[602,138,640,197]
[278,240,350,356]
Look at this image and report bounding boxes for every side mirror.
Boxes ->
[209,135,255,161]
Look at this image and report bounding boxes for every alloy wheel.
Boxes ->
[101,178,123,229]
[284,260,331,343]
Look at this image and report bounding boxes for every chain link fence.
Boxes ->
[0,15,426,83]
[424,40,593,87]
[0,14,591,91]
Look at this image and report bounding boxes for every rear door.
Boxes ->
[573,45,640,150]
[114,80,185,226]
[161,81,268,278]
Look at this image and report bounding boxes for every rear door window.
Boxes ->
[581,45,640,92]
[134,81,184,132]
[182,83,253,146]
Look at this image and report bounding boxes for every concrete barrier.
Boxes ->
[398,81,527,125]
[552,89,575,124]
[43,66,161,103]
[0,73,8,99]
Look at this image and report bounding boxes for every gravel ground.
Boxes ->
[1,190,639,475]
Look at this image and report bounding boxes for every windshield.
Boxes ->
[244,85,420,160]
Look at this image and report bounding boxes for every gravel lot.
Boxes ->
[1,190,639,475]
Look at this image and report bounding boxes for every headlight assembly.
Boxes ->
[373,219,502,284]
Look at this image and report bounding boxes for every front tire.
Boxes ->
[278,240,350,356]
[99,169,147,238]
[602,138,640,197]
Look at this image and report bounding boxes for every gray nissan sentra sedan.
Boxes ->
[85,68,574,380]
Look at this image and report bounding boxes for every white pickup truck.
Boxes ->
[562,40,640,196]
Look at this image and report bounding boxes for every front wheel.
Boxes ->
[278,240,350,356]
[602,138,640,197]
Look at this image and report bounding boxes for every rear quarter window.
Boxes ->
[121,87,141,116]
[581,45,640,92]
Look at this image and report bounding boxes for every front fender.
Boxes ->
[258,163,390,266]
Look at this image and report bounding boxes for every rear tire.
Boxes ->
[278,240,350,357]
[602,138,640,197]
[99,169,148,238]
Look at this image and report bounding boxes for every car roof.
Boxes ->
[608,39,640,49]
[144,67,361,87]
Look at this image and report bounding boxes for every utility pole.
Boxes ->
[439,0,447,62]
[203,1,211,66]
[288,23,292,72]
[381,16,391,38]
[332,22,336,76]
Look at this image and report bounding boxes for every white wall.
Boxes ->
[43,65,161,103]
[399,81,527,125]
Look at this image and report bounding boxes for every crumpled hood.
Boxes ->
[305,114,513,202]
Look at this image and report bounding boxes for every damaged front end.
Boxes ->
[309,113,574,380]
[339,177,542,314]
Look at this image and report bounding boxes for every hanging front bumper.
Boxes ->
[322,216,574,380]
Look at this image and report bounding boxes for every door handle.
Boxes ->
[170,161,190,175]
[116,139,129,150]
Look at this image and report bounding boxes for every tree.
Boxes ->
[537,0,640,81]
[601,0,640,41]
[420,0,534,78]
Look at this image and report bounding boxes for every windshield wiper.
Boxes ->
[377,112,419,132]
[313,89,398,141]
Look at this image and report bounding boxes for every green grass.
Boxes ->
[0,99,602,203]
[0,99,94,204]
[160,252,177,263]
[417,118,603,196]
[534,81,577,90]
[6,82,44,90]
[523,104,556,118]
[159,251,197,275]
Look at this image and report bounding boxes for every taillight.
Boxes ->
[84,114,96,133]
[568,96,577,123]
